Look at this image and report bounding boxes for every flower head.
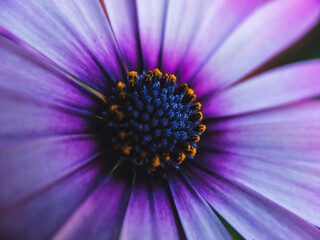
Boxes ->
[103,68,204,175]
[1,0,320,239]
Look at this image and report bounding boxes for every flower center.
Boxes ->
[102,69,205,175]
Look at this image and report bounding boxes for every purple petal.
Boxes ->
[119,179,180,240]
[0,160,106,240]
[203,60,320,117]
[0,90,100,138]
[202,121,320,162]
[176,0,267,82]
[0,37,102,111]
[136,0,167,70]
[208,101,320,131]
[168,173,232,240]
[189,167,320,239]
[198,151,320,226]
[0,37,104,138]
[0,135,101,209]
[0,0,124,92]
[0,37,104,207]
[53,172,131,240]
[160,0,207,75]
[193,0,320,95]
[103,0,141,71]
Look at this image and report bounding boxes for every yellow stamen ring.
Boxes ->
[128,71,138,79]
[177,152,186,165]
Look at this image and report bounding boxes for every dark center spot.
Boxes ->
[102,69,205,176]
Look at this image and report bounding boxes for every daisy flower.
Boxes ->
[0,0,320,239]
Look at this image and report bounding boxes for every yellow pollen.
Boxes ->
[109,105,118,112]
[184,143,190,150]
[152,68,162,77]
[193,102,202,110]
[184,143,197,157]
[197,124,206,133]
[128,79,136,87]
[188,146,197,157]
[181,83,188,91]
[190,112,203,121]
[176,83,189,95]
[116,81,126,92]
[121,145,132,155]
[151,156,161,168]
[143,74,151,83]
[169,74,177,83]
[186,88,194,95]
[118,131,127,139]
[185,88,196,102]
[190,94,196,101]
[191,135,200,143]
[177,152,186,165]
[162,74,169,81]
[128,71,138,79]
[162,153,171,162]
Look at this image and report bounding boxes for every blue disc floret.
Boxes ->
[102,69,206,174]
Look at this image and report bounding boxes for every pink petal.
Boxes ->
[0,37,103,138]
[168,173,232,240]
[53,172,131,240]
[189,167,320,239]
[198,151,320,226]
[136,0,167,70]
[0,160,106,239]
[0,135,101,209]
[208,101,320,131]
[177,0,267,83]
[0,0,124,92]
[0,37,104,211]
[203,60,320,117]
[103,0,141,71]
[160,0,208,75]
[202,121,320,162]
[119,178,180,240]
[193,0,320,95]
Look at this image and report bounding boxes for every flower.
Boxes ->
[1,0,320,239]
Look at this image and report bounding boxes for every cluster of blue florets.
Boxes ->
[102,69,205,174]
